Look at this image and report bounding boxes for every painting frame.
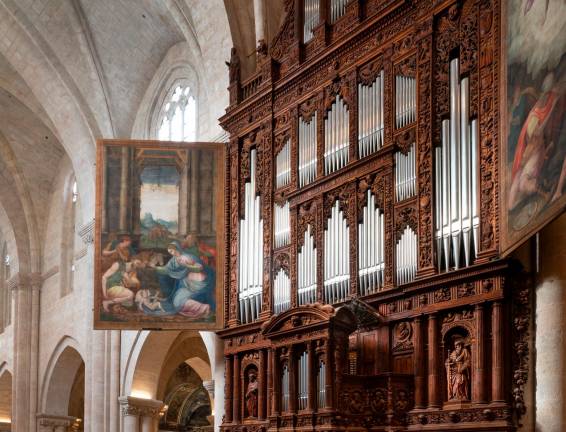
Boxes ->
[500,0,566,255]
[94,139,226,330]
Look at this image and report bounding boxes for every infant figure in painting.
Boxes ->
[445,339,471,401]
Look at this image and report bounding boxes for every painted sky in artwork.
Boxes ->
[140,166,179,226]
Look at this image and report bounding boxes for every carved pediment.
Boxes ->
[261,304,336,336]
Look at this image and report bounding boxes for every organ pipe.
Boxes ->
[358,190,385,296]
[303,0,319,43]
[324,201,350,303]
[358,71,384,158]
[273,269,291,314]
[299,113,318,187]
[238,148,264,324]
[317,360,326,409]
[395,142,416,202]
[324,95,350,175]
[395,75,416,129]
[275,138,291,188]
[434,57,479,272]
[396,226,417,285]
[274,201,290,248]
[298,351,309,410]
[298,225,317,305]
[330,0,347,23]
[282,365,290,412]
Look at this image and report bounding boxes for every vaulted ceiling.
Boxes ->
[0,0,287,273]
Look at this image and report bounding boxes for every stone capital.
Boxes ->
[8,272,42,291]
[119,396,165,419]
[36,413,77,431]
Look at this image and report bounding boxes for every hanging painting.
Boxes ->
[501,0,566,254]
[94,140,225,329]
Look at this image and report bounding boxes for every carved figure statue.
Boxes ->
[245,369,259,418]
[445,339,471,401]
[226,48,241,84]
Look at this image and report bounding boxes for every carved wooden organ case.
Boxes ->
[219,0,530,431]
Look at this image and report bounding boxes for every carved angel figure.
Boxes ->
[445,339,471,401]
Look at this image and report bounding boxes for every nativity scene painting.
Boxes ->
[502,0,566,253]
[94,140,225,329]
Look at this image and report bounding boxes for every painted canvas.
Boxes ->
[501,0,566,254]
[94,140,225,329]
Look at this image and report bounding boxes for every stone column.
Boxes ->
[119,397,163,432]
[473,303,486,404]
[491,302,504,403]
[36,414,76,432]
[427,314,440,408]
[413,315,426,409]
[119,147,129,232]
[536,214,566,431]
[253,0,265,44]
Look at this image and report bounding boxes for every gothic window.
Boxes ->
[157,85,197,142]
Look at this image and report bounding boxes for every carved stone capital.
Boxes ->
[36,413,77,432]
[118,396,165,419]
[77,219,95,245]
[203,379,215,399]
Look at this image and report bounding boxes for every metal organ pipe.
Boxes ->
[396,226,417,285]
[274,201,290,248]
[282,365,290,412]
[273,269,291,314]
[303,0,319,42]
[299,113,317,187]
[318,361,326,408]
[324,95,349,175]
[358,71,384,158]
[395,142,416,202]
[330,0,347,22]
[298,351,309,410]
[238,149,263,324]
[298,225,317,305]
[358,190,385,296]
[324,201,350,303]
[276,138,291,188]
[434,57,480,272]
[395,74,416,129]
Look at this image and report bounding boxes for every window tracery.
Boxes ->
[157,85,197,142]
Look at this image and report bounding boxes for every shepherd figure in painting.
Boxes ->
[142,241,215,319]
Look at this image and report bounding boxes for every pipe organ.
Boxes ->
[303,0,319,43]
[273,269,291,314]
[358,71,384,158]
[297,225,317,305]
[324,201,350,304]
[358,191,385,296]
[274,201,290,248]
[324,95,350,175]
[275,138,291,189]
[435,57,480,272]
[395,143,416,202]
[395,226,417,285]
[222,1,525,431]
[298,114,317,187]
[298,351,309,410]
[238,149,263,324]
[395,75,416,129]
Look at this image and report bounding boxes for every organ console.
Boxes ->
[220,0,528,431]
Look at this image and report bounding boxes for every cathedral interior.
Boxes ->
[0,0,565,431]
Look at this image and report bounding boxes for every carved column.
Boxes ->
[427,313,440,408]
[473,303,486,403]
[492,301,504,402]
[413,315,426,408]
[233,354,241,422]
[324,343,334,410]
[289,346,297,413]
[267,348,274,417]
[259,349,267,420]
[119,396,164,432]
[225,356,233,423]
[272,348,280,415]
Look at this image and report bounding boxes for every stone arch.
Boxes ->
[40,336,85,416]
[0,363,12,423]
